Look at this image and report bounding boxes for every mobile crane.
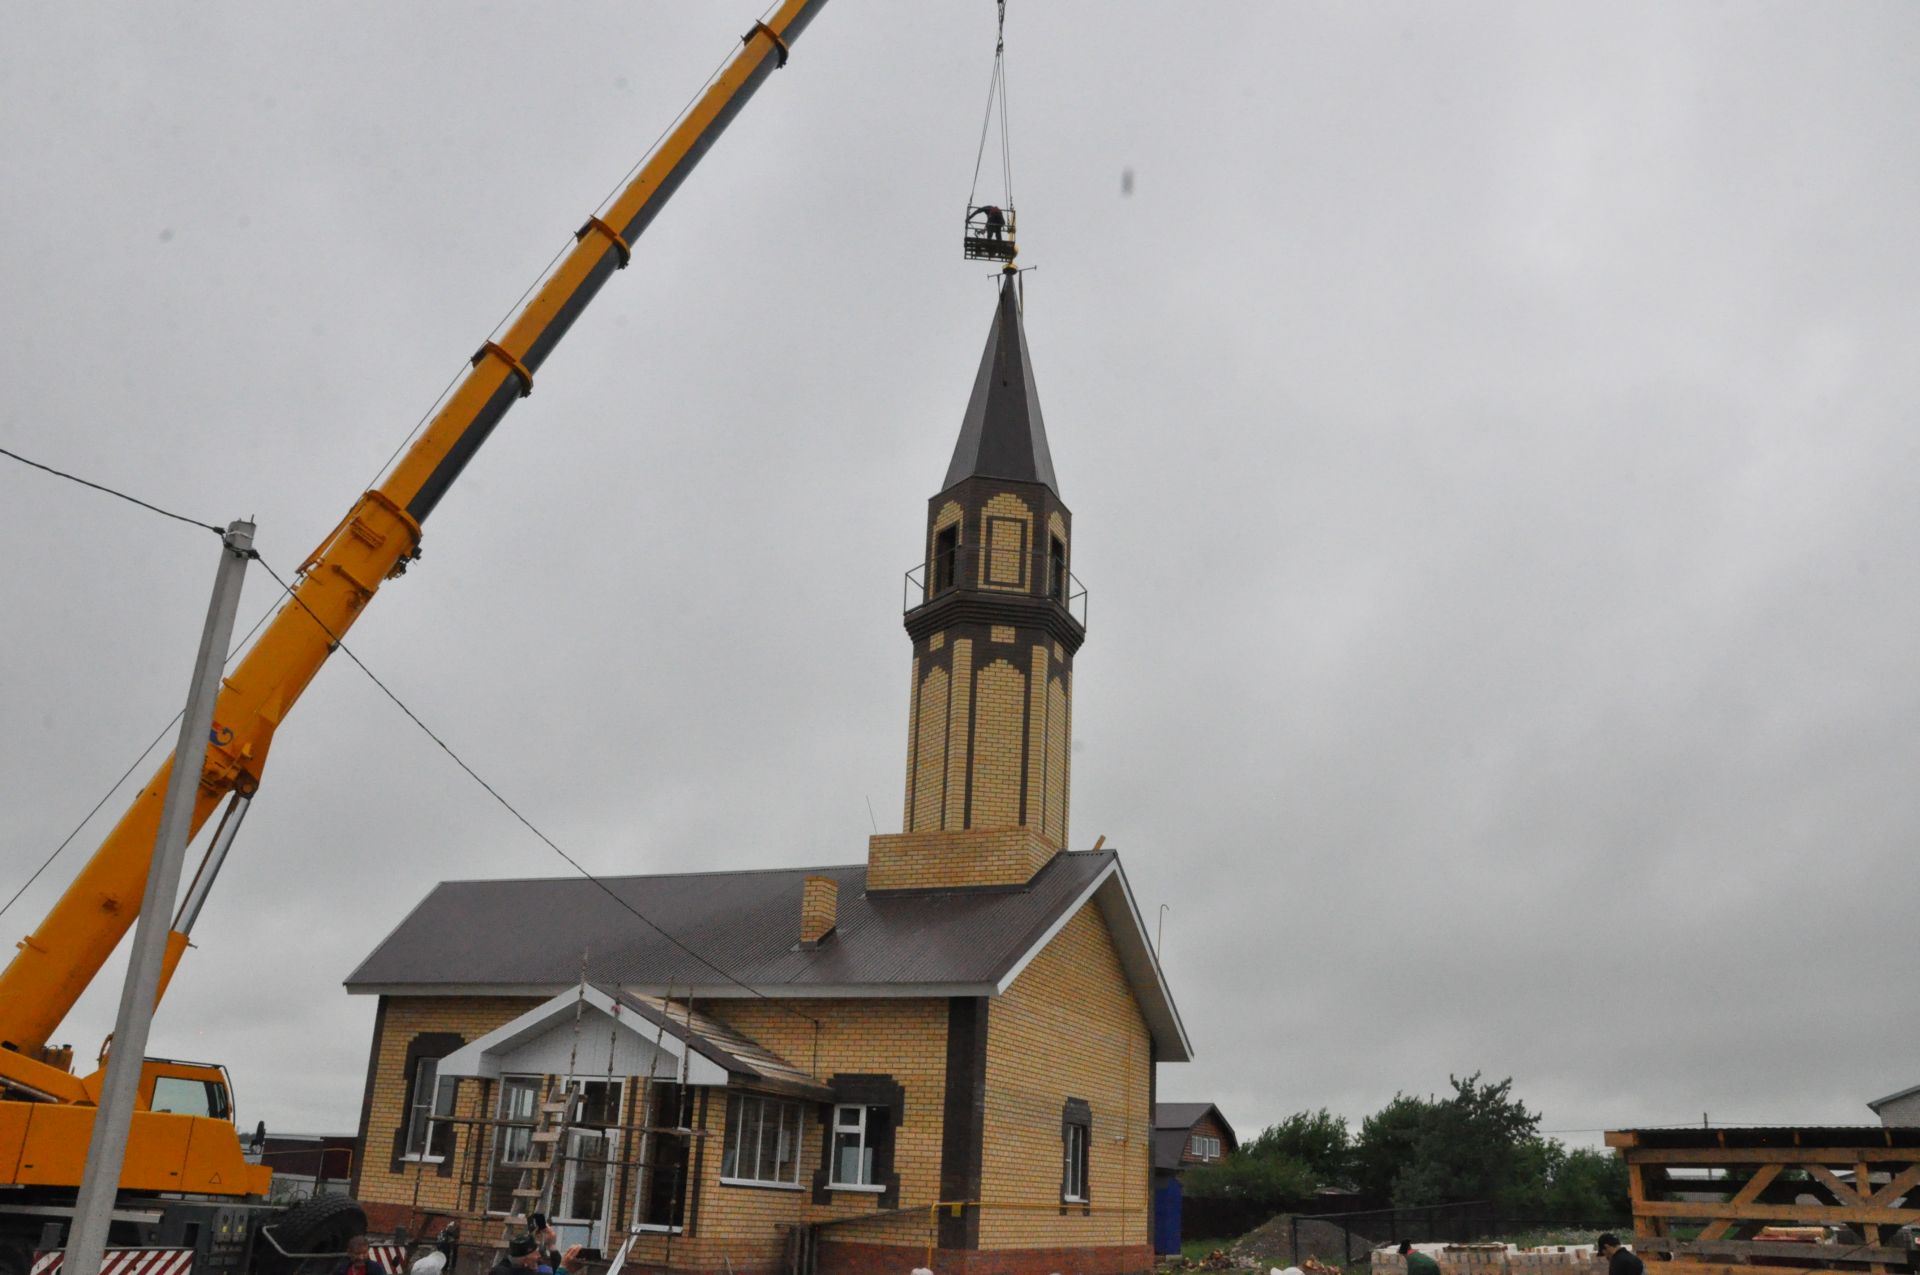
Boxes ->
[0,4,828,1273]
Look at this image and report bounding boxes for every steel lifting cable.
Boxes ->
[967,0,1011,210]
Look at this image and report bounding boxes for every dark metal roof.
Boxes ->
[1153,1102,1239,1170]
[943,275,1058,495]
[1152,1128,1192,1173]
[1155,1102,1218,1130]
[1610,1125,1920,1149]
[348,850,1114,996]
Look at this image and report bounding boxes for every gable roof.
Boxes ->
[346,849,1192,1061]
[943,274,1058,495]
[1155,1102,1238,1145]
[434,984,832,1101]
[1870,1084,1920,1113]
[1153,1101,1239,1171]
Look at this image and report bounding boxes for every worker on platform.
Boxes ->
[1399,1240,1440,1275]
[1596,1235,1642,1275]
[970,204,1006,240]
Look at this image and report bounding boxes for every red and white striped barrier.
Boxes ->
[33,1250,194,1275]
[371,1245,408,1273]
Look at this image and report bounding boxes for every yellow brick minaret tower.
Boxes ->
[868,273,1086,892]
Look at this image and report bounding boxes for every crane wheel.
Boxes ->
[257,1195,369,1275]
[0,1240,28,1275]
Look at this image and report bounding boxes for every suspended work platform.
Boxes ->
[963,204,1017,262]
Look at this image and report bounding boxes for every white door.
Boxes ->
[551,1081,622,1251]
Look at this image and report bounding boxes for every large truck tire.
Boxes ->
[256,1196,368,1275]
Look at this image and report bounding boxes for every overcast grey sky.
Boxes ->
[4,2,1918,1147]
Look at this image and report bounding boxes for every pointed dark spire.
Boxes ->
[944,274,1058,495]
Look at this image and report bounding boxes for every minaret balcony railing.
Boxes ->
[903,544,1088,630]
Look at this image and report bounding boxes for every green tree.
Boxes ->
[1182,1149,1319,1205]
[1545,1146,1629,1223]
[1399,1073,1540,1207]
[1352,1093,1440,1203]
[1244,1108,1352,1184]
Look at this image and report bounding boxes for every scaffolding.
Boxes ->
[384,981,704,1271]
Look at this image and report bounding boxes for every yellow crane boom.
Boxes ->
[0,1,828,1115]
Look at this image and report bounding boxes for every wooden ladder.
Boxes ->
[497,1077,579,1241]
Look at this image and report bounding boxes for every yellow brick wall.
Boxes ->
[943,638,974,830]
[900,654,922,829]
[1044,674,1069,847]
[1023,645,1050,844]
[865,828,1055,891]
[800,876,838,943]
[977,902,1152,1253]
[356,996,539,1215]
[708,998,951,1249]
[978,493,1033,591]
[971,657,1025,830]
[910,664,950,832]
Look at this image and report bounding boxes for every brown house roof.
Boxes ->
[346,849,1192,1061]
[1153,1102,1239,1171]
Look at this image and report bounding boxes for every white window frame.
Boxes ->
[829,1104,883,1191]
[1064,1121,1088,1203]
[1189,1133,1221,1160]
[720,1093,804,1189]
[486,1074,542,1215]
[403,1056,456,1162]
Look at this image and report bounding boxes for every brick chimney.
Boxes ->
[799,875,838,946]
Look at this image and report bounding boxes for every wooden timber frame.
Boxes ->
[1608,1126,1920,1275]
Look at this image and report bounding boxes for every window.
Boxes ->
[830,1104,887,1189]
[403,1056,457,1159]
[933,525,960,593]
[488,1076,541,1213]
[1048,535,1066,601]
[1064,1122,1088,1202]
[722,1093,804,1188]
[637,1081,690,1229]
[151,1076,225,1119]
[1189,1134,1221,1160]
[1061,1097,1091,1207]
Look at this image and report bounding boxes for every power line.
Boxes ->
[0,592,284,923]
[251,553,820,1027]
[0,445,223,536]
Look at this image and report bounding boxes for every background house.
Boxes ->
[1153,1103,1238,1176]
[1870,1086,1920,1126]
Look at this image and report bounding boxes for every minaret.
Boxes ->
[868,274,1086,892]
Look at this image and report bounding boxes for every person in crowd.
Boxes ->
[335,1236,389,1275]
[1597,1233,1643,1275]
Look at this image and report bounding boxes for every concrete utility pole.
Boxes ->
[65,519,254,1275]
